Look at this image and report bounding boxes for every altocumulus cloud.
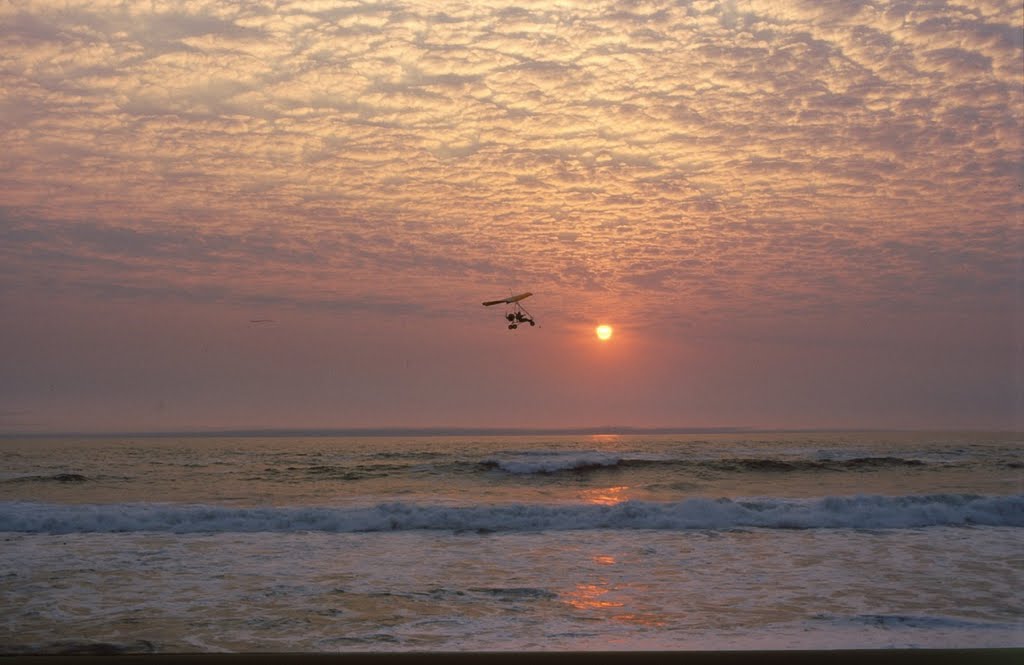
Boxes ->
[0,0,1020,326]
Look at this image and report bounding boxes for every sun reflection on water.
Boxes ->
[580,485,630,505]
[564,583,624,611]
[563,581,669,628]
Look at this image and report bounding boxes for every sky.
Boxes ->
[1,0,1022,433]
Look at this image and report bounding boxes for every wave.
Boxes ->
[480,452,626,474]
[478,452,930,475]
[703,456,927,472]
[2,473,89,484]
[830,614,1014,630]
[2,494,1020,534]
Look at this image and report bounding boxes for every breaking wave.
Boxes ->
[478,452,930,475]
[480,452,626,474]
[2,494,1020,534]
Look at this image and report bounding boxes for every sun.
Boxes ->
[595,324,613,341]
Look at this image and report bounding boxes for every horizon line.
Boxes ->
[1,425,1016,439]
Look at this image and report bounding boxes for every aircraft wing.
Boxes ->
[482,292,533,306]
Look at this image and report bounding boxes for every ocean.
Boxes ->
[1,431,1021,653]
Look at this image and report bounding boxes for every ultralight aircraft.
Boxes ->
[482,292,536,329]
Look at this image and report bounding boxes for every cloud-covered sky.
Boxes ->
[1,0,1021,432]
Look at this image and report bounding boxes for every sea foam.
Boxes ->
[1,494,1021,534]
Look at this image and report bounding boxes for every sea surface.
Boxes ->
[1,431,1021,653]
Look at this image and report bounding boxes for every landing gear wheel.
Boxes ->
[508,324,517,329]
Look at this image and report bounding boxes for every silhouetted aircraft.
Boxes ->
[482,292,536,329]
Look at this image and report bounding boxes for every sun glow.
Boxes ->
[595,324,613,341]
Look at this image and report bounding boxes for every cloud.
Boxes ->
[0,0,1019,333]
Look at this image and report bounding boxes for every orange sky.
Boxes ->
[1,0,1021,432]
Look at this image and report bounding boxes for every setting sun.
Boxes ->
[595,325,613,341]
